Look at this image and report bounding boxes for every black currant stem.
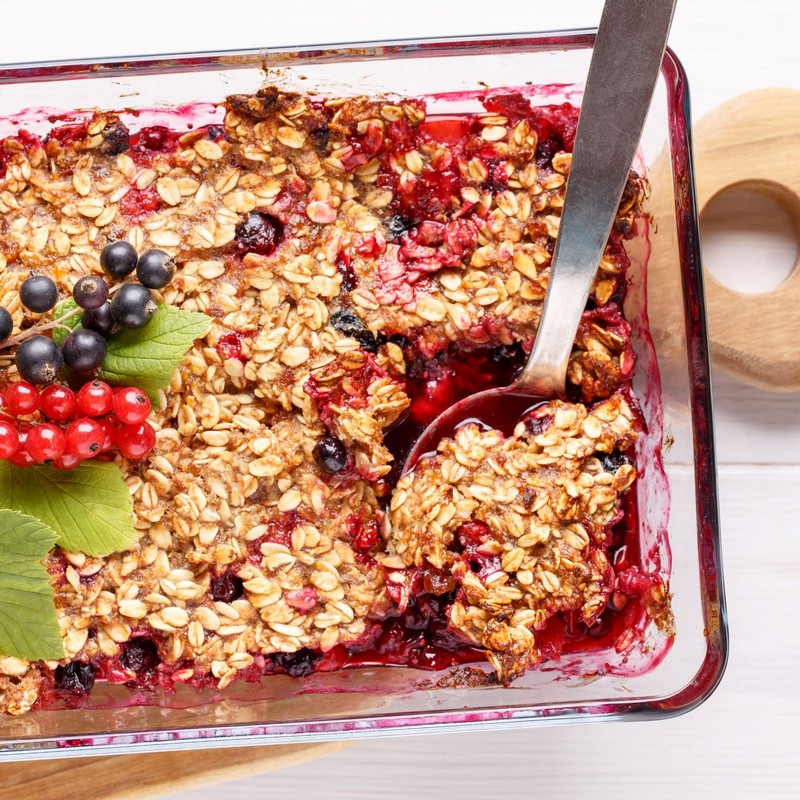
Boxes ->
[2,305,84,349]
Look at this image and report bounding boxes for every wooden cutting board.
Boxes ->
[691,88,800,391]
[1,88,797,800]
[0,741,348,799]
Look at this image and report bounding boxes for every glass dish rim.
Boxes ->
[0,29,727,760]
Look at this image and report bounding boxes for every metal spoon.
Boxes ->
[402,0,677,473]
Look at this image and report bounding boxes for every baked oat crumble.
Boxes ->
[0,85,667,715]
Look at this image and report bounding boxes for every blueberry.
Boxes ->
[120,638,159,673]
[100,240,138,279]
[313,434,348,474]
[15,335,64,384]
[82,302,117,337]
[353,330,378,354]
[62,328,107,373]
[54,661,95,696]
[203,124,227,141]
[72,275,109,310]
[329,309,366,337]
[536,133,564,166]
[110,284,156,329]
[329,309,378,351]
[0,307,12,343]
[385,214,412,239]
[20,275,59,313]
[308,126,329,149]
[136,248,175,289]
[209,570,244,603]
[234,211,284,256]
[597,451,631,473]
[99,120,130,156]
[270,649,322,678]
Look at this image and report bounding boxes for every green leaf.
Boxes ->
[99,303,211,402]
[0,509,63,661]
[51,298,82,346]
[0,461,137,557]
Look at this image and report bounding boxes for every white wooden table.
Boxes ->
[8,2,800,797]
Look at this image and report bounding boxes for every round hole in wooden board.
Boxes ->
[690,89,800,392]
[700,186,797,294]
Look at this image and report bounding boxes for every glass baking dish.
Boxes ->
[0,30,726,760]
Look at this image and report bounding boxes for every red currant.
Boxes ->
[8,449,36,467]
[97,417,119,452]
[6,381,40,416]
[76,381,113,417]
[117,422,156,460]
[52,452,83,470]
[8,427,35,467]
[40,384,77,421]
[64,418,105,459]
[0,419,20,459]
[25,423,66,462]
[0,391,7,411]
[112,387,151,425]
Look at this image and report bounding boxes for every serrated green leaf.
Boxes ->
[99,303,211,401]
[0,509,63,661]
[0,461,137,557]
[52,298,82,346]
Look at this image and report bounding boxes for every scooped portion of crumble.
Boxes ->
[387,394,638,682]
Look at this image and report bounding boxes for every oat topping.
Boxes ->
[0,85,662,716]
[387,395,638,683]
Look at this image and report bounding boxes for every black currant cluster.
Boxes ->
[0,242,175,386]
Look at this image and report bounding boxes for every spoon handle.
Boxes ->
[516,0,677,395]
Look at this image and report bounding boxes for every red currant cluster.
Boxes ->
[0,380,155,470]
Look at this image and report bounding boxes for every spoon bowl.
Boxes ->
[402,387,547,473]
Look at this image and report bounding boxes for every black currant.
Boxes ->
[54,661,96,696]
[19,275,59,313]
[0,307,12,343]
[82,302,117,337]
[72,275,109,310]
[100,240,138,279]
[61,329,107,373]
[110,284,156,329]
[136,248,175,289]
[313,434,348,473]
[15,335,64,384]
